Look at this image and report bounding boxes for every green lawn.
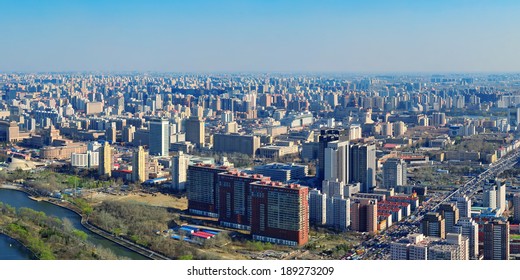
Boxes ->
[511,234,520,240]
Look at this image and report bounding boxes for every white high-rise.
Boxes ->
[149,117,169,156]
[326,195,350,231]
[324,140,349,184]
[496,181,506,214]
[348,125,362,140]
[454,217,479,259]
[309,189,327,225]
[322,179,345,198]
[483,188,497,210]
[451,195,471,218]
[483,180,506,215]
[171,152,189,191]
[383,158,407,189]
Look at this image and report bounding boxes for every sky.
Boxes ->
[1,0,520,73]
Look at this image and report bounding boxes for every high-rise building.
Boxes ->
[185,116,205,148]
[483,220,509,260]
[514,193,520,223]
[98,141,112,177]
[309,189,327,225]
[382,158,407,189]
[250,181,309,246]
[483,187,497,209]
[106,125,116,143]
[317,129,346,182]
[324,140,349,184]
[421,212,446,239]
[171,152,188,191]
[391,233,428,260]
[322,179,346,198]
[351,198,377,233]
[391,233,469,260]
[382,122,393,137]
[438,203,459,234]
[508,106,520,129]
[450,195,471,218]
[393,121,407,137]
[453,217,479,259]
[326,195,350,231]
[187,164,230,217]
[217,171,266,230]
[432,112,447,126]
[221,111,234,123]
[225,121,238,133]
[131,146,146,183]
[122,125,135,143]
[347,125,362,140]
[149,117,169,156]
[496,180,506,214]
[350,143,376,193]
[483,180,506,215]
[428,233,469,260]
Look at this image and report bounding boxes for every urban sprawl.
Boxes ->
[2,72,520,260]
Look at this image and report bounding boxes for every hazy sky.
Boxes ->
[1,0,520,73]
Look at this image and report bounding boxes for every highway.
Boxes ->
[348,147,520,260]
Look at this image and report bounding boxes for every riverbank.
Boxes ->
[0,185,168,260]
[0,231,37,260]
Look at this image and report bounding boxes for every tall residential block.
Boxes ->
[438,203,459,234]
[185,116,205,148]
[131,146,146,183]
[318,129,348,182]
[122,125,136,143]
[350,143,376,193]
[326,195,350,231]
[453,217,479,259]
[351,198,377,233]
[450,195,471,218]
[383,158,407,189]
[217,171,266,230]
[309,189,327,225]
[187,164,230,217]
[250,181,309,246]
[324,140,349,185]
[98,141,112,177]
[483,220,509,260]
[421,212,446,239]
[106,125,117,143]
[514,193,520,223]
[171,152,189,191]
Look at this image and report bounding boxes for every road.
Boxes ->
[346,147,520,260]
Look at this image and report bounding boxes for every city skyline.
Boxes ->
[2,0,520,73]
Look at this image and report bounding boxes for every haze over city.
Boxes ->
[2,0,520,73]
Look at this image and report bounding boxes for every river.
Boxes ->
[0,188,147,260]
[0,233,36,260]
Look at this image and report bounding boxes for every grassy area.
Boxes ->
[0,202,121,260]
[88,191,188,210]
[408,166,462,186]
[304,228,364,259]
[511,234,520,240]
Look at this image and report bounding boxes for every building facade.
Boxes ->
[250,181,309,246]
[149,117,169,156]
